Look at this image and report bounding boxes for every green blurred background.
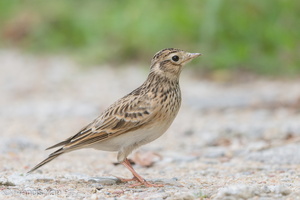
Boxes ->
[0,0,299,76]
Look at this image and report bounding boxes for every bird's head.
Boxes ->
[150,48,201,80]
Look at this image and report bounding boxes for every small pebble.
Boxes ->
[88,177,120,185]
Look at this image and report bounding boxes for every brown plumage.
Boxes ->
[28,48,201,187]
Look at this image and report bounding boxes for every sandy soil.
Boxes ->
[1,50,300,199]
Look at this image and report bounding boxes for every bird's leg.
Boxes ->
[113,175,138,182]
[113,159,138,182]
[121,158,163,187]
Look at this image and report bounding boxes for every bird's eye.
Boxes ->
[172,55,179,62]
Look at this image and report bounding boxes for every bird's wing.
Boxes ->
[46,93,158,152]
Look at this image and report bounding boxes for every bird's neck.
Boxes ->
[144,71,180,91]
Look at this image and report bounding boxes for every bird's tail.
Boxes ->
[27,148,64,173]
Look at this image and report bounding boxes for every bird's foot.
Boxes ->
[119,158,164,187]
[114,175,163,187]
[114,176,138,183]
[128,180,163,188]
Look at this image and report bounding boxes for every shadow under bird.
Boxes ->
[28,48,201,187]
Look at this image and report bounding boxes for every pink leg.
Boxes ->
[113,175,138,182]
[121,158,163,187]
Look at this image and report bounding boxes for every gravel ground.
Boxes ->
[1,50,300,200]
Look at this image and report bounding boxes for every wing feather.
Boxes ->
[47,93,156,152]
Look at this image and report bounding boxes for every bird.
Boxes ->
[28,48,201,187]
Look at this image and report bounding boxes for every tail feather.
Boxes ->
[27,148,64,173]
[46,141,69,150]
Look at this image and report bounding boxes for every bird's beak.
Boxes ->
[183,52,202,64]
[187,52,202,59]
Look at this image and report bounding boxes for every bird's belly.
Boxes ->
[89,121,173,152]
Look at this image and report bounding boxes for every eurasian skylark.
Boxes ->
[28,48,201,187]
